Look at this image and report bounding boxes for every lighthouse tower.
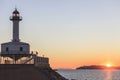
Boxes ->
[11,8,22,42]
[1,9,30,61]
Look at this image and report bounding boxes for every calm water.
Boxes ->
[57,69,120,80]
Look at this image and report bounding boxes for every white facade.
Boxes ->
[1,42,30,54]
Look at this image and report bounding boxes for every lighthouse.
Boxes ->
[1,9,30,61]
[0,8,67,80]
[0,8,50,69]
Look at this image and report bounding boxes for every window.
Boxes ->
[6,47,9,52]
[20,47,23,51]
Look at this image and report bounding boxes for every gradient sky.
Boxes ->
[0,0,120,68]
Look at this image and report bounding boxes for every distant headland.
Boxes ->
[76,65,120,69]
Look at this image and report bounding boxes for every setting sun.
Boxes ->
[106,64,112,68]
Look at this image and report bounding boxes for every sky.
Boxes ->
[0,0,120,68]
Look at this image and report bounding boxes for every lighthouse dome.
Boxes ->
[13,8,19,14]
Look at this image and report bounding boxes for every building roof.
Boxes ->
[1,41,29,45]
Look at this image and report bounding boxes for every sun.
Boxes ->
[106,64,112,68]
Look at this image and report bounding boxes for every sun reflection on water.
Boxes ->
[105,70,112,80]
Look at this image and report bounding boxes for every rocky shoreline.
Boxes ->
[0,64,67,80]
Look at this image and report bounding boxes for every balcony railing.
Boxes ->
[10,16,22,20]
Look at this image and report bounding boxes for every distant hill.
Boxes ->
[76,65,120,69]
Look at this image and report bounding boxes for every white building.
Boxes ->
[0,9,49,68]
[1,9,30,55]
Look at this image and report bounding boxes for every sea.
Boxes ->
[56,69,120,80]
